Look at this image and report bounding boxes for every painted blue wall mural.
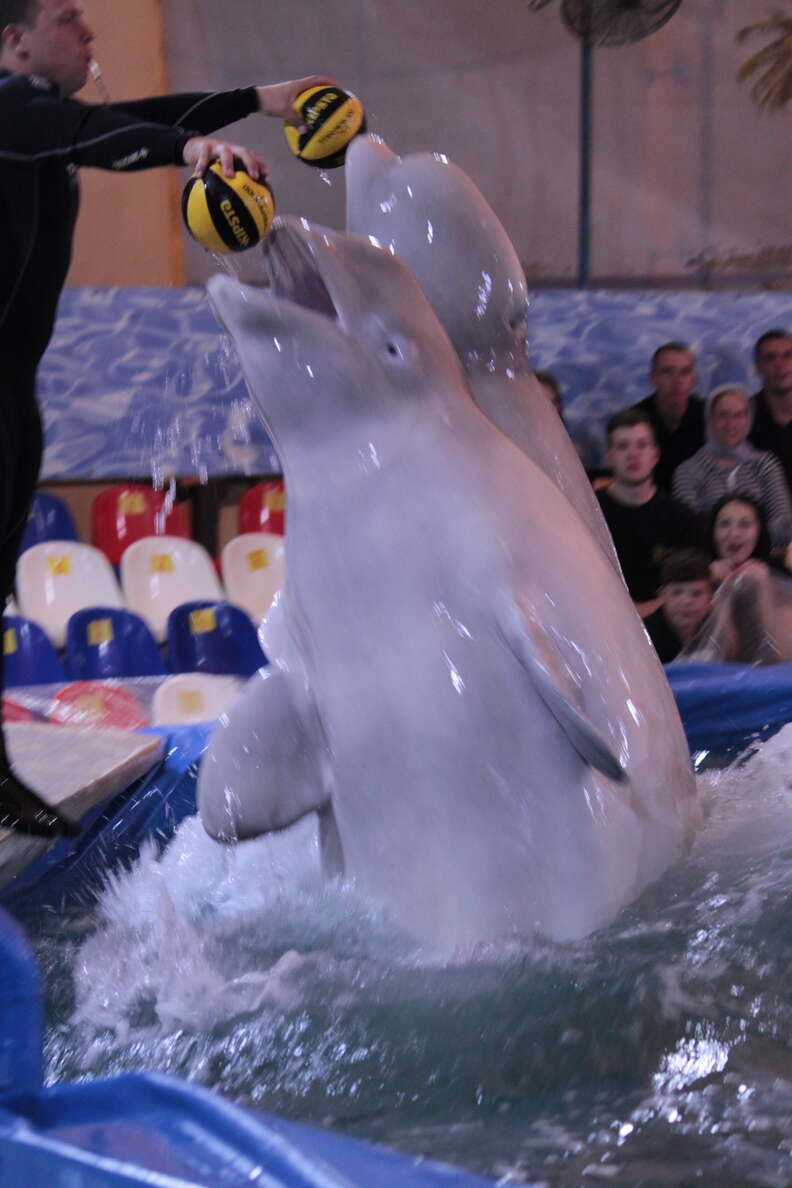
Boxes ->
[39,286,792,478]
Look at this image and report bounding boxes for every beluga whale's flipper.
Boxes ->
[197,665,330,843]
[497,597,626,784]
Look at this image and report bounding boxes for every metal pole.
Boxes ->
[578,0,593,286]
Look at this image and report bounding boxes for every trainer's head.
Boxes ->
[1,0,94,97]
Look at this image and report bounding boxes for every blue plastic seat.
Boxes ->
[18,493,78,556]
[2,616,66,687]
[166,600,266,678]
[65,607,166,680]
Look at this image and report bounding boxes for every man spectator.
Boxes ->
[630,342,705,490]
[750,328,792,492]
[598,410,701,608]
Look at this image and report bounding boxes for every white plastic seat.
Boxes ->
[16,541,123,649]
[120,536,223,642]
[221,532,285,625]
[151,673,243,725]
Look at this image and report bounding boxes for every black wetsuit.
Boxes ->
[0,74,258,833]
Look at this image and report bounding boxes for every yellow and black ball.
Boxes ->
[181,161,275,254]
[284,85,366,169]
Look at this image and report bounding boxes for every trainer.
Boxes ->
[0,0,332,835]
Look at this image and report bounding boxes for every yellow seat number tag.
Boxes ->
[179,691,204,714]
[88,618,113,646]
[150,553,174,574]
[247,548,270,572]
[119,492,145,515]
[48,555,71,576]
[189,608,216,635]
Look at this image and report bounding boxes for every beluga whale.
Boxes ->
[198,216,698,956]
[345,134,619,570]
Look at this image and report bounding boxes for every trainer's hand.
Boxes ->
[182,137,266,179]
[256,76,338,125]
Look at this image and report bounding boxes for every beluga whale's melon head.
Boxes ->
[206,215,469,472]
[346,135,530,373]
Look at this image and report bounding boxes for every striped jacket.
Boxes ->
[671,446,792,546]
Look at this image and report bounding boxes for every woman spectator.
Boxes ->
[672,384,792,550]
[676,493,792,663]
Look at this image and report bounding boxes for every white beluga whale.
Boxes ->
[345,134,618,570]
[198,217,698,956]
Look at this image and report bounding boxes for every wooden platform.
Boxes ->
[0,725,164,889]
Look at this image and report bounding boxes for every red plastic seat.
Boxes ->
[3,697,34,723]
[238,481,285,536]
[48,681,149,730]
[91,485,189,568]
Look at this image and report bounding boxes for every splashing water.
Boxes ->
[35,727,792,1185]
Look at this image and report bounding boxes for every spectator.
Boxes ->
[630,341,705,490]
[686,493,792,665]
[643,549,714,663]
[597,409,701,607]
[749,328,792,490]
[706,492,781,581]
[535,370,563,417]
[672,384,792,549]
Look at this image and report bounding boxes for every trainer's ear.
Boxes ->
[1,24,27,59]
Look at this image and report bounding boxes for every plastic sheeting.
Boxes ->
[0,725,211,919]
[676,566,792,667]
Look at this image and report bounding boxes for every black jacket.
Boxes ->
[0,73,258,375]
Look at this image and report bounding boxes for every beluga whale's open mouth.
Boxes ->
[260,217,338,322]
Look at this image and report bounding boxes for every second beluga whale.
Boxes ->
[198,217,698,956]
[345,134,618,570]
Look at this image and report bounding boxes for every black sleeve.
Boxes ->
[106,88,258,135]
[0,78,258,172]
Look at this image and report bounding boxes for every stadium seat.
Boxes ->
[91,484,189,568]
[151,673,242,725]
[238,480,286,535]
[66,607,166,680]
[2,616,66,687]
[18,492,78,555]
[166,600,267,678]
[16,542,123,649]
[3,696,34,722]
[121,536,223,643]
[221,532,285,625]
[48,681,149,730]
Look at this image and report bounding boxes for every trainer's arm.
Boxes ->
[0,83,263,175]
[112,76,337,130]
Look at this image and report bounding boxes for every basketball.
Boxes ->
[181,162,275,254]
[284,85,366,169]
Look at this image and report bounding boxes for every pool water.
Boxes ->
[31,725,792,1186]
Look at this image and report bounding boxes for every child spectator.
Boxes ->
[672,384,792,550]
[597,409,701,608]
[643,550,714,663]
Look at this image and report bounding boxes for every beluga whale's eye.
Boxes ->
[382,334,417,366]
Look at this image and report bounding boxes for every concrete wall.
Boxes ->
[160,0,792,288]
[66,0,183,286]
